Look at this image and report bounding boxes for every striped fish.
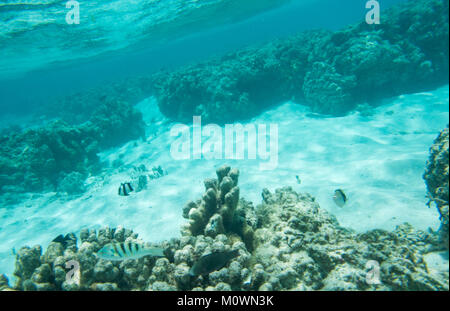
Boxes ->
[118,183,134,196]
[96,242,164,261]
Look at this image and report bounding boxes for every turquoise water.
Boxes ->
[0,0,448,291]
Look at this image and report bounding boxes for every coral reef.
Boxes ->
[254,188,447,291]
[424,126,449,250]
[306,0,449,113]
[11,226,160,291]
[0,100,145,195]
[180,165,256,252]
[152,0,448,123]
[152,31,326,123]
[8,166,448,291]
[39,76,154,126]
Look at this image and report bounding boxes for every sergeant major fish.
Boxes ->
[332,189,347,207]
[96,242,164,261]
[118,182,134,196]
[189,249,240,276]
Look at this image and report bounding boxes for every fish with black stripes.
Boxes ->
[118,182,134,196]
[96,242,165,261]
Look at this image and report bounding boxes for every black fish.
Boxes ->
[189,249,239,276]
[118,182,134,196]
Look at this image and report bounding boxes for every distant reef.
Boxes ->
[38,76,154,125]
[424,126,449,251]
[2,165,448,291]
[152,0,449,123]
[0,99,145,198]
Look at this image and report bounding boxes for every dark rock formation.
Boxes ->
[424,126,449,250]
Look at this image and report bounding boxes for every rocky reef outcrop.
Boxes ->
[0,99,145,197]
[152,0,449,122]
[7,166,448,291]
[424,127,449,250]
[152,31,323,123]
[305,0,449,114]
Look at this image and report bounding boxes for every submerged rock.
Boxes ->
[424,126,449,250]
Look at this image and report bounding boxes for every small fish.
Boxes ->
[296,175,301,184]
[96,242,164,261]
[189,249,240,277]
[118,182,134,196]
[333,189,347,207]
[12,247,16,256]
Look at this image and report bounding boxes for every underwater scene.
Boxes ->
[0,0,448,292]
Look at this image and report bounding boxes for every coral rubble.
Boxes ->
[424,126,449,250]
[152,0,449,123]
[9,166,448,291]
